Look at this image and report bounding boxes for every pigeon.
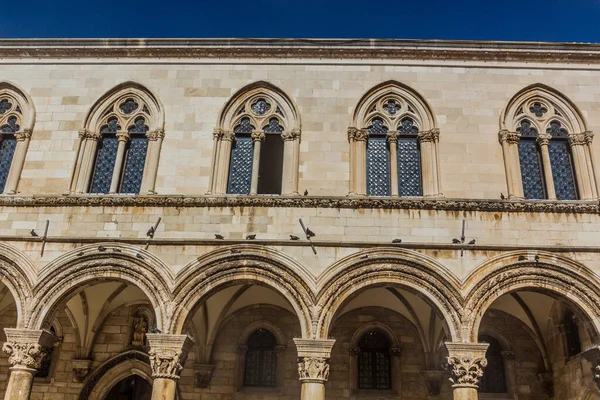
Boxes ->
[360,254,369,259]
[306,228,316,238]
[215,234,224,240]
[468,239,476,245]
[534,255,540,262]
[231,249,241,254]
[392,239,402,243]
[303,189,308,196]
[30,229,38,237]
[518,255,527,261]
[98,245,107,252]
[290,235,300,240]
[77,251,84,256]
[452,238,461,244]
[246,234,256,240]
[136,253,144,260]
[149,326,161,334]
[501,193,505,200]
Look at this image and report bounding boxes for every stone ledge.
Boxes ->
[0,194,596,214]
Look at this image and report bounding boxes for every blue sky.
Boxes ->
[1,0,599,42]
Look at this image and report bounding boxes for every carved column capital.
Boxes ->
[386,131,398,144]
[568,132,587,146]
[536,133,552,146]
[445,342,489,388]
[281,129,301,141]
[348,127,369,142]
[221,130,236,142]
[212,128,224,140]
[297,357,330,383]
[146,129,165,141]
[2,328,57,370]
[116,130,130,142]
[584,130,594,144]
[79,129,101,141]
[146,334,194,380]
[194,364,215,388]
[15,129,32,141]
[251,131,265,142]
[498,129,521,144]
[418,128,440,143]
[421,370,446,396]
[71,359,93,383]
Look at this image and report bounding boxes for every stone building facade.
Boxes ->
[0,38,599,399]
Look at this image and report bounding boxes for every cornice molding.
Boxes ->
[0,195,596,214]
[1,38,600,63]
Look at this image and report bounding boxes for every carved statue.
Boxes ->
[131,314,149,346]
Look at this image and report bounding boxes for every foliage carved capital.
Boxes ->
[297,357,330,382]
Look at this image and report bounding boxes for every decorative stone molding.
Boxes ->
[2,328,57,370]
[146,334,194,380]
[417,128,440,143]
[281,129,301,141]
[251,130,265,142]
[293,338,336,359]
[297,357,330,382]
[498,129,520,144]
[445,342,489,388]
[14,129,32,141]
[146,129,165,141]
[568,132,587,146]
[347,127,368,142]
[421,370,446,396]
[194,364,215,388]
[0,194,597,214]
[536,133,552,146]
[71,359,93,383]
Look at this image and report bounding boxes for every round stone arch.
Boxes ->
[464,251,600,343]
[28,243,173,331]
[349,321,401,349]
[78,350,155,400]
[316,248,463,342]
[170,245,315,339]
[0,242,36,328]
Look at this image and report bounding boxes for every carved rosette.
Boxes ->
[148,349,184,380]
[2,342,47,370]
[297,357,330,382]
[498,129,521,144]
[446,356,487,388]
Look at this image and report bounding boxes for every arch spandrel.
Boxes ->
[171,245,315,339]
[29,243,173,331]
[464,251,600,343]
[315,248,463,342]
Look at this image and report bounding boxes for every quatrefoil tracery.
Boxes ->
[364,96,420,134]
[232,95,288,133]
[514,98,571,135]
[0,95,22,134]
[99,95,151,134]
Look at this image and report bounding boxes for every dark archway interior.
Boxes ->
[105,375,152,400]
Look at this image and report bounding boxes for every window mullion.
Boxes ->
[109,131,129,194]
[249,131,264,195]
[537,133,556,200]
[387,132,399,196]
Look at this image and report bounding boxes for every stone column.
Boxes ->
[281,129,300,195]
[536,133,556,200]
[4,129,32,194]
[347,128,369,196]
[146,333,194,400]
[418,129,439,197]
[387,131,399,196]
[214,131,235,194]
[140,129,165,195]
[584,131,600,198]
[569,132,594,200]
[446,342,489,400]
[207,128,224,194]
[2,328,57,400]
[498,130,523,199]
[249,131,264,195]
[294,338,335,400]
[109,131,129,194]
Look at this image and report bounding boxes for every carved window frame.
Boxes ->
[348,81,441,197]
[234,321,286,395]
[0,82,35,195]
[209,82,301,196]
[500,84,597,200]
[69,82,165,195]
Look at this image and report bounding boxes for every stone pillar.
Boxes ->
[498,130,523,199]
[249,131,264,195]
[4,129,32,194]
[214,131,235,194]
[446,342,489,400]
[537,133,556,200]
[109,131,129,194]
[294,338,335,400]
[387,131,399,196]
[281,129,300,195]
[2,328,57,400]
[584,131,600,199]
[418,129,441,197]
[140,129,165,195]
[347,128,369,196]
[146,333,194,400]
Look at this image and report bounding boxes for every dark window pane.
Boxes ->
[244,329,277,387]
[367,138,390,196]
[517,120,537,138]
[518,140,545,200]
[90,134,119,194]
[36,326,56,378]
[0,134,16,193]
[478,335,506,393]
[564,309,581,357]
[397,138,422,196]
[257,134,283,195]
[0,116,19,133]
[549,141,577,200]
[120,135,148,194]
[357,331,391,390]
[227,137,253,194]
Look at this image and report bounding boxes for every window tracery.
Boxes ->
[500,85,596,200]
[0,83,35,194]
[349,82,440,197]
[356,330,391,390]
[210,82,301,196]
[70,83,164,195]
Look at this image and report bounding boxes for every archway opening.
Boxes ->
[0,281,17,395]
[105,375,152,400]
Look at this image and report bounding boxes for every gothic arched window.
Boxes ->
[211,82,301,196]
[349,82,440,197]
[478,334,507,393]
[357,330,391,390]
[243,328,277,387]
[500,85,596,200]
[564,309,581,358]
[0,83,35,194]
[71,83,164,195]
